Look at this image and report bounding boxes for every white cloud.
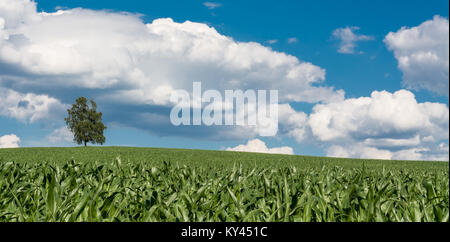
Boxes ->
[266,39,278,44]
[203,2,222,10]
[287,37,298,44]
[0,0,345,141]
[0,134,20,148]
[0,87,67,123]
[0,0,342,105]
[46,126,74,144]
[0,0,38,29]
[332,26,374,54]
[384,15,449,96]
[278,104,309,143]
[328,144,448,161]
[327,144,393,160]
[309,89,449,160]
[309,89,448,142]
[226,139,294,155]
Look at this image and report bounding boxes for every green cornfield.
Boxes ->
[0,147,448,222]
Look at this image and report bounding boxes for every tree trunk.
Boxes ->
[84,140,87,147]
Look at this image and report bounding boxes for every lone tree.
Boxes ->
[65,97,107,147]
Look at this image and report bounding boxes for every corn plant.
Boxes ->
[0,148,447,222]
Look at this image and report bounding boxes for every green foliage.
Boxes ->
[0,147,448,222]
[65,97,107,146]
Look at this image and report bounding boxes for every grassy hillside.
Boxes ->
[0,146,447,170]
[0,147,448,222]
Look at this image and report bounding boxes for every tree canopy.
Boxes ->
[65,97,107,146]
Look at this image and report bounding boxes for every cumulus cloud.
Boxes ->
[0,0,38,29]
[278,104,309,143]
[0,87,67,123]
[332,26,374,54]
[226,139,294,155]
[272,88,449,161]
[46,126,74,144]
[0,9,341,103]
[384,15,449,96]
[0,134,20,148]
[309,89,449,160]
[0,0,344,141]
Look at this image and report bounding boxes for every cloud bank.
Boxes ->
[309,89,449,160]
[0,0,342,142]
[0,0,342,104]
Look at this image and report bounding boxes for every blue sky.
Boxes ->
[0,0,448,160]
